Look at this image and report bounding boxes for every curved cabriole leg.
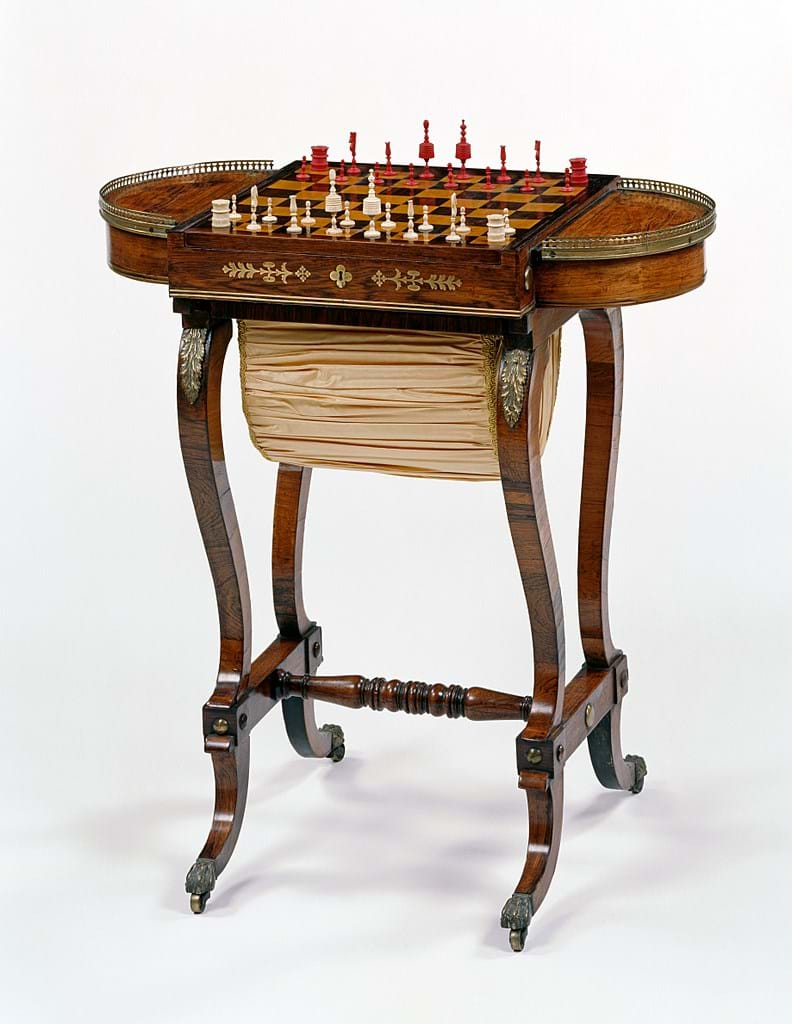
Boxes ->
[177,317,253,912]
[578,308,646,793]
[501,773,563,951]
[273,463,344,761]
[497,315,567,951]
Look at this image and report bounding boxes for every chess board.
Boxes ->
[224,161,611,249]
[171,159,618,317]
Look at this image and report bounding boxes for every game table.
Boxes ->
[99,144,715,950]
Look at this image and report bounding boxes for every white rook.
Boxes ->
[487,212,506,243]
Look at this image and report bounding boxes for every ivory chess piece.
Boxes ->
[418,205,432,233]
[503,207,515,235]
[326,213,342,236]
[262,197,277,223]
[362,170,381,217]
[381,202,396,230]
[363,218,381,239]
[301,201,316,226]
[229,194,241,221]
[211,199,231,229]
[340,200,355,228]
[457,207,470,233]
[325,169,342,213]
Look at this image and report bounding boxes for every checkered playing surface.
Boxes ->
[230,162,593,248]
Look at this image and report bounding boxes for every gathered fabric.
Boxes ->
[239,321,561,481]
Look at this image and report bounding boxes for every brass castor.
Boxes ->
[321,723,345,762]
[626,754,648,794]
[190,892,210,914]
[501,892,532,952]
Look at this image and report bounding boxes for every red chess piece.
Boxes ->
[336,159,348,183]
[533,139,544,184]
[497,145,510,183]
[483,166,494,191]
[563,167,572,193]
[446,162,457,190]
[455,119,471,180]
[419,119,434,179]
[296,155,310,181]
[349,132,360,174]
[384,142,396,179]
[406,161,417,186]
[520,168,534,193]
[311,145,329,175]
[373,161,383,185]
[569,156,588,186]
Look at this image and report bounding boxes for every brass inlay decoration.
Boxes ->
[330,264,352,289]
[222,261,311,284]
[371,269,463,292]
[99,159,275,237]
[178,327,208,404]
[541,178,716,261]
[500,348,531,428]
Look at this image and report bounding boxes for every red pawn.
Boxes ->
[384,142,396,179]
[336,159,348,183]
[373,161,383,185]
[497,145,510,183]
[406,162,417,186]
[296,155,310,181]
[520,168,534,193]
[446,162,457,190]
[348,131,360,174]
[419,119,434,179]
[483,166,494,191]
[563,167,572,193]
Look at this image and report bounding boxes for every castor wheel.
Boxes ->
[509,927,527,952]
[190,891,210,914]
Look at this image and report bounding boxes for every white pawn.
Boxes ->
[446,213,461,243]
[362,169,381,216]
[325,168,342,213]
[326,213,343,236]
[418,205,432,233]
[229,194,241,222]
[457,206,470,233]
[364,218,381,239]
[503,207,516,235]
[403,216,418,241]
[262,197,277,223]
[246,206,261,232]
[381,202,396,230]
[340,200,355,228]
[301,201,316,226]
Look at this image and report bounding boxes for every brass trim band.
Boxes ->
[540,178,716,261]
[99,159,275,237]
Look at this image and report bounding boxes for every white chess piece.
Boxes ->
[286,196,302,234]
[363,218,381,239]
[407,198,415,221]
[457,206,470,233]
[486,212,506,243]
[262,197,277,223]
[381,202,396,230]
[403,216,418,241]
[451,192,457,220]
[301,201,316,226]
[340,200,355,228]
[211,198,231,229]
[418,205,432,233]
[325,168,343,213]
[229,194,241,221]
[326,213,343,236]
[446,213,461,242]
[362,169,381,217]
[503,207,515,235]
[246,186,261,231]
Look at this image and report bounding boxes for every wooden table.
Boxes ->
[99,157,715,950]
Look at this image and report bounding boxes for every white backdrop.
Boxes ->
[2,1,791,1021]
